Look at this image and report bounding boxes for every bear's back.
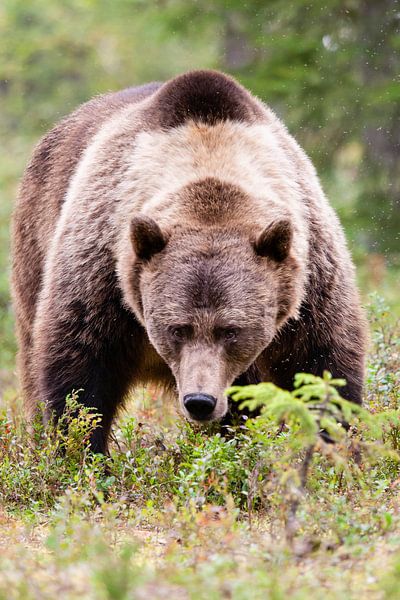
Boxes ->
[20,82,162,219]
[12,83,161,330]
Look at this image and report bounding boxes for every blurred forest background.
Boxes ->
[0,0,399,385]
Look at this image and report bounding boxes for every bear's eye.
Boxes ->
[222,328,239,343]
[169,325,191,342]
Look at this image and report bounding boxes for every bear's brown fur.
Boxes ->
[11,70,367,453]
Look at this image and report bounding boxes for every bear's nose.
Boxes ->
[183,393,217,420]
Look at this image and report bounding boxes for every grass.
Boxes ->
[0,136,399,599]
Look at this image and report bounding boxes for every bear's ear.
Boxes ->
[253,219,293,262]
[130,216,167,261]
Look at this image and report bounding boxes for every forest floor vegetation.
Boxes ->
[0,297,399,599]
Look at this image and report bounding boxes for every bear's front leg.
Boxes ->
[32,293,139,454]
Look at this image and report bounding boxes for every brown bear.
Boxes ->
[11,70,367,453]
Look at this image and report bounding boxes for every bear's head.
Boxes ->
[126,215,299,423]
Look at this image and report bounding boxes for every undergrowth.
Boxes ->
[0,295,399,599]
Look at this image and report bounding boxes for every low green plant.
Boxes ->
[228,369,400,543]
[230,371,364,443]
[0,393,106,514]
